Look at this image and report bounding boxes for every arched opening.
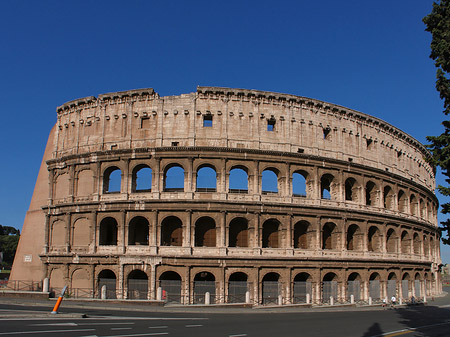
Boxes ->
[423,235,430,257]
[410,194,418,216]
[262,219,280,248]
[99,217,118,246]
[387,273,397,299]
[262,169,278,194]
[229,167,248,193]
[293,273,312,304]
[229,217,248,247]
[413,233,421,255]
[164,164,184,192]
[322,273,338,303]
[159,271,182,303]
[369,273,381,300]
[196,165,217,192]
[128,216,149,245]
[322,222,338,250]
[161,216,183,246]
[293,221,310,249]
[384,186,394,210]
[365,181,376,206]
[347,273,361,302]
[262,272,280,305]
[420,199,426,219]
[401,231,411,254]
[345,178,357,202]
[398,190,408,213]
[368,226,381,252]
[103,166,121,193]
[98,269,116,299]
[402,273,410,300]
[127,270,148,300]
[194,272,216,304]
[414,273,421,299]
[386,228,398,253]
[292,171,307,197]
[228,272,248,303]
[71,269,90,297]
[320,174,333,200]
[132,165,152,192]
[346,224,362,251]
[194,217,216,247]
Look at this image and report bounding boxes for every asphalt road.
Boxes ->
[1,292,450,337]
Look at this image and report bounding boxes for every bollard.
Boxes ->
[51,286,68,314]
[278,295,283,305]
[350,294,354,304]
[245,291,250,304]
[306,293,310,304]
[156,287,162,301]
[368,297,372,305]
[399,297,403,305]
[205,292,210,305]
[330,296,334,306]
[43,278,49,293]
[101,285,107,300]
[423,294,427,303]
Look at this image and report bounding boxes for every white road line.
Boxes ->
[111,327,133,330]
[102,333,168,337]
[30,323,78,326]
[78,323,135,326]
[0,329,95,335]
[230,335,248,337]
[148,326,168,329]
[185,324,203,328]
[369,320,450,337]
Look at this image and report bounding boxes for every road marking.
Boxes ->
[384,331,412,337]
[370,320,450,337]
[148,326,168,329]
[0,329,95,335]
[230,334,248,337]
[30,323,78,326]
[102,333,168,337]
[185,324,203,328]
[78,323,135,326]
[111,328,133,331]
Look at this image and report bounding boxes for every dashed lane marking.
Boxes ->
[185,324,203,328]
[0,329,95,335]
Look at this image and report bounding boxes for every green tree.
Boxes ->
[0,225,20,267]
[423,0,450,244]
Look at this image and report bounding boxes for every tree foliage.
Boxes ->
[0,225,20,267]
[424,0,450,244]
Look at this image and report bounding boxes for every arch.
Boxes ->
[128,216,149,245]
[103,166,121,193]
[99,217,118,246]
[293,220,310,249]
[262,219,280,248]
[322,222,338,250]
[262,272,280,305]
[51,220,65,247]
[368,226,381,252]
[262,168,278,194]
[293,272,312,304]
[387,272,398,298]
[347,272,362,301]
[132,164,152,192]
[410,194,418,216]
[369,272,381,300]
[71,269,90,294]
[397,190,408,213]
[321,174,334,200]
[228,272,248,303]
[164,164,184,191]
[55,173,70,200]
[194,271,216,304]
[76,169,94,196]
[292,171,308,197]
[413,233,421,255]
[228,217,248,247]
[159,271,182,303]
[420,199,426,219]
[386,228,398,253]
[401,231,411,254]
[98,269,116,299]
[127,270,148,300]
[322,272,338,303]
[346,224,362,251]
[423,235,430,257]
[345,178,358,202]
[229,167,248,193]
[414,273,421,298]
[401,273,411,299]
[194,217,216,247]
[161,216,183,247]
[72,218,90,247]
[365,181,377,206]
[383,186,395,210]
[49,268,65,292]
[196,165,217,192]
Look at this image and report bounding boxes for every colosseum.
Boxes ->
[10,86,442,305]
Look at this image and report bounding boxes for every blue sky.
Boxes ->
[1,0,449,262]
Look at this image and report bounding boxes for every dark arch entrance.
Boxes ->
[293,273,312,304]
[98,269,116,299]
[159,271,182,304]
[127,270,148,300]
[322,272,338,303]
[262,272,280,305]
[194,272,216,304]
[347,273,361,302]
[161,216,183,246]
[369,273,381,300]
[228,272,248,303]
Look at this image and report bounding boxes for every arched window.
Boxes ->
[322,222,337,250]
[99,217,118,245]
[262,219,280,248]
[159,271,182,304]
[103,167,121,193]
[401,231,411,254]
[262,169,278,194]
[127,270,148,300]
[196,165,217,192]
[365,181,376,206]
[368,226,381,252]
[420,199,426,219]
[345,178,357,201]
[293,221,310,249]
[194,271,216,304]
[321,174,333,200]
[322,273,338,303]
[387,273,397,298]
[386,228,398,253]
[398,190,407,213]
[164,165,184,191]
[132,165,152,192]
[229,167,248,193]
[292,171,307,197]
[195,217,216,247]
[228,272,248,303]
[98,269,117,299]
[128,216,149,245]
[161,216,183,247]
[413,233,421,255]
[369,273,380,300]
[346,224,362,251]
[229,217,248,247]
[293,273,312,304]
[347,273,362,301]
[384,186,394,210]
[262,272,280,305]
[423,235,430,257]
[410,194,418,216]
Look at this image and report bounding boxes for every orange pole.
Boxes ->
[51,286,67,314]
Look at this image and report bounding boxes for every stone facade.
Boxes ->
[11,86,442,304]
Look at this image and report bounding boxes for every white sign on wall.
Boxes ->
[24,255,32,262]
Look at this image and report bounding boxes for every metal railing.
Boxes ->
[3,280,42,292]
